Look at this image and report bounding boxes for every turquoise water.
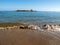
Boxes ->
[0,11,60,24]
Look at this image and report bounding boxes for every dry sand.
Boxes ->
[0,29,60,45]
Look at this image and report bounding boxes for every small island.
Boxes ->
[16,9,36,12]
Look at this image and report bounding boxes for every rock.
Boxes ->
[0,27,5,30]
[59,24,60,26]
[6,27,15,30]
[19,25,25,29]
[53,25,60,31]
[49,25,60,31]
[28,25,34,29]
[42,24,51,30]
[19,25,28,29]
[28,25,40,30]
[51,25,58,29]
[32,26,40,30]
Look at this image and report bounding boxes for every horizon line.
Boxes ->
[0,9,60,12]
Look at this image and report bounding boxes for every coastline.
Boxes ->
[0,23,60,31]
[0,23,60,45]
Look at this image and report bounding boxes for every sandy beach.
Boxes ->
[0,23,60,45]
[0,29,60,45]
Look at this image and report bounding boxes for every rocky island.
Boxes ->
[16,9,36,12]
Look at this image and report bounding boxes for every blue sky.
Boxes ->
[0,0,60,11]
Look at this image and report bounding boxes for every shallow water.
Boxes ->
[0,11,60,24]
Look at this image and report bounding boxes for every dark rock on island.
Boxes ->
[16,9,36,12]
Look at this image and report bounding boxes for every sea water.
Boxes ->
[0,11,60,24]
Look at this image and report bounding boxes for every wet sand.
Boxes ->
[0,29,60,45]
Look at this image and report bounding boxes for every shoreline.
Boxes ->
[0,23,60,45]
[0,23,60,31]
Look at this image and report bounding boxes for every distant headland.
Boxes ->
[16,9,36,12]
